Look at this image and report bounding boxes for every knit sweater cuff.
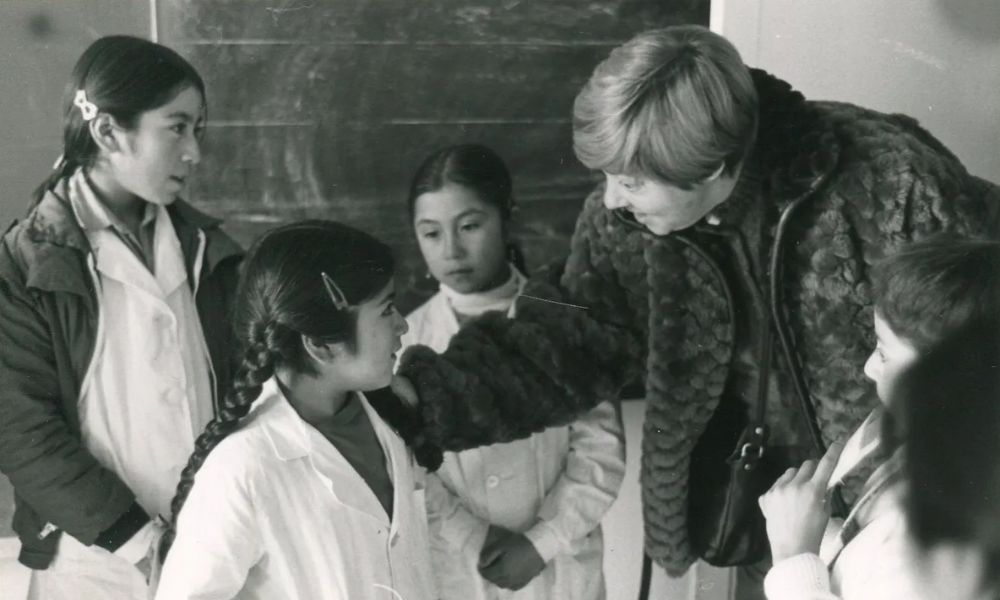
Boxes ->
[764,553,833,600]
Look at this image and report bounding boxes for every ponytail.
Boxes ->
[30,156,78,211]
[159,321,284,559]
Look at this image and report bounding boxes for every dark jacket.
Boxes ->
[393,70,1000,576]
[0,178,242,568]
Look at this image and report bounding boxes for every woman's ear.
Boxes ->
[704,162,727,182]
[88,113,124,156]
[301,334,341,366]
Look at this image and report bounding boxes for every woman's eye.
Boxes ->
[460,222,481,232]
[170,123,187,135]
[420,230,440,240]
[382,302,396,316]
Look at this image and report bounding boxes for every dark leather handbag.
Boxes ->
[685,208,827,567]
[687,325,785,566]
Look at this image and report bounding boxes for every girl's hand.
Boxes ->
[478,532,545,590]
[390,374,420,408]
[758,440,846,562]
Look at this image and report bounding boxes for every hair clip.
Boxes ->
[320,271,350,311]
[73,89,98,121]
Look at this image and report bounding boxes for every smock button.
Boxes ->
[485,475,500,489]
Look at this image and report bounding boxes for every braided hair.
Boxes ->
[160,220,394,557]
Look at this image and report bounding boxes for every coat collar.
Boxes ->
[256,377,384,463]
[15,175,240,294]
[707,69,841,229]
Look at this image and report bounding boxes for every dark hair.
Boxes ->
[32,35,205,205]
[407,143,526,273]
[888,319,1000,592]
[160,220,394,557]
[872,234,1000,352]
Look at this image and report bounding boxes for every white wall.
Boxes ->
[712,0,1000,182]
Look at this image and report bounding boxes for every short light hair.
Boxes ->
[872,234,1000,352]
[573,26,758,188]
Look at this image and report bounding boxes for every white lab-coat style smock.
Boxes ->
[401,270,626,600]
[29,172,215,600]
[764,411,921,600]
[155,378,436,600]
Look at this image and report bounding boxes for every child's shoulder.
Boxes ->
[198,399,283,478]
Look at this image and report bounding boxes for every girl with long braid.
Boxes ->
[155,221,435,600]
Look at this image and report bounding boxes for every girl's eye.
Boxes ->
[460,221,481,232]
[170,122,188,135]
[382,302,396,317]
[420,230,440,240]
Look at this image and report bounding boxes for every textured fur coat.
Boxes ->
[389,70,1000,576]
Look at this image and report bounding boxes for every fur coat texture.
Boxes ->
[389,69,1000,576]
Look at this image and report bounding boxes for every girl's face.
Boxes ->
[110,84,206,206]
[413,182,508,294]
[331,281,408,390]
[864,310,920,404]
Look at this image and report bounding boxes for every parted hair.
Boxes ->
[872,234,1000,352]
[572,25,758,189]
[33,35,205,206]
[407,143,527,274]
[160,220,394,557]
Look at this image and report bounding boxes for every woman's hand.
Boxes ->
[390,374,420,408]
[758,440,846,562]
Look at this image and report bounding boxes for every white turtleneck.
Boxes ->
[401,264,525,354]
[439,265,525,323]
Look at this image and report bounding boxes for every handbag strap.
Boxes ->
[768,194,827,453]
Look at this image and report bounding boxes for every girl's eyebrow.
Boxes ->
[416,208,487,226]
[167,111,198,121]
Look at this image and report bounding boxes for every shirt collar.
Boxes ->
[68,169,157,236]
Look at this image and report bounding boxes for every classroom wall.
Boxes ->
[712,0,1000,183]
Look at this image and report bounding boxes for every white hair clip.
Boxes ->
[320,271,350,311]
[73,89,98,121]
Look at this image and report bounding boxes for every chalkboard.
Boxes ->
[158,0,710,310]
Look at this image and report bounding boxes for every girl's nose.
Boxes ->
[394,310,409,336]
[443,232,464,259]
[182,134,201,166]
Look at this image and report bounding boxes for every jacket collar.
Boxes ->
[18,175,239,293]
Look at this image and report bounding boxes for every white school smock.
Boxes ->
[401,280,626,600]
[763,411,921,600]
[28,173,216,600]
[154,378,436,600]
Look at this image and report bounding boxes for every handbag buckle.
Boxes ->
[740,442,764,460]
